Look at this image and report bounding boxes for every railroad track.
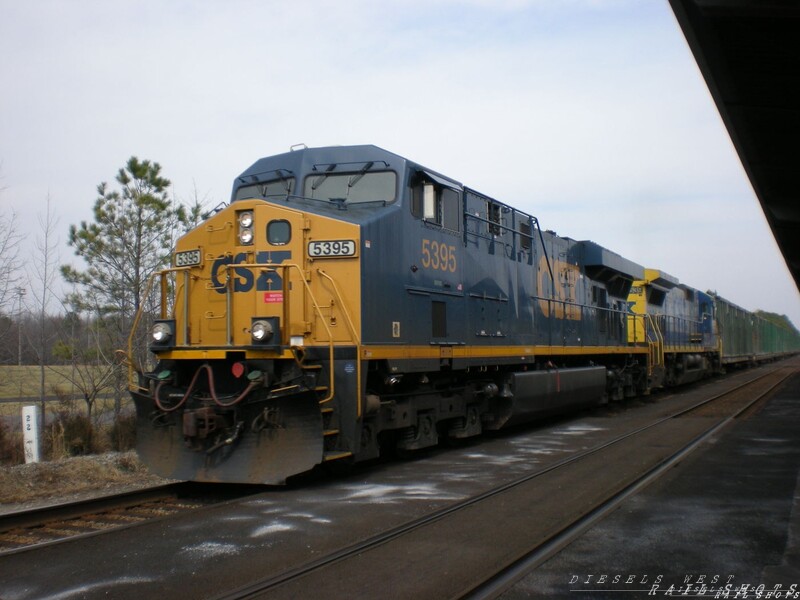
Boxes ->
[465,364,795,599]
[210,363,795,600]
[0,482,261,555]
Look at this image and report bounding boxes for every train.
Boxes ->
[127,144,800,484]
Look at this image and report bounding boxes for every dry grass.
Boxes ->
[0,364,129,419]
[0,451,169,507]
[0,365,110,400]
[0,365,121,400]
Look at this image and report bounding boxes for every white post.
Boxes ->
[22,405,40,463]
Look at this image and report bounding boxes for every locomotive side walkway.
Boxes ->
[503,365,800,599]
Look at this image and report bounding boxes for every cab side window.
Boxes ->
[411,179,461,233]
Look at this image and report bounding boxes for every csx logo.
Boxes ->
[210,251,291,294]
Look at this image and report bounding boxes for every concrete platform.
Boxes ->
[503,371,800,599]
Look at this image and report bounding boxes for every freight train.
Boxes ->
[127,145,800,484]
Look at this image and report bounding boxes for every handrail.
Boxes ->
[532,216,555,293]
[224,262,336,404]
[652,312,712,349]
[126,262,338,405]
[127,272,159,393]
[645,313,664,370]
[316,268,360,345]
[316,267,362,417]
[127,266,195,392]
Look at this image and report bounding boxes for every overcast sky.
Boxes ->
[2,0,799,326]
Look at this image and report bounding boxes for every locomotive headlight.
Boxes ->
[239,211,254,228]
[238,211,255,245]
[150,321,174,346]
[251,319,274,343]
[239,227,254,245]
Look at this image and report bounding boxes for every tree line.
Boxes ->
[0,158,207,460]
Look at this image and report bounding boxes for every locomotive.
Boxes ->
[127,145,799,484]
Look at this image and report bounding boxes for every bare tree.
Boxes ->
[0,211,22,324]
[27,193,60,421]
[181,180,211,229]
[0,167,23,347]
[52,322,119,452]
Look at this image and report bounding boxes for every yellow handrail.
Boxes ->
[645,313,664,372]
[127,261,340,406]
[127,272,159,392]
[224,262,336,404]
[316,267,362,416]
[316,268,360,345]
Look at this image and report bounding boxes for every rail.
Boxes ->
[653,313,713,350]
[316,267,362,416]
[0,483,196,555]
[127,271,159,393]
[645,313,664,374]
[126,261,346,405]
[210,364,794,599]
[221,261,337,404]
[464,365,794,598]
[315,268,360,345]
[0,482,268,557]
[524,296,633,349]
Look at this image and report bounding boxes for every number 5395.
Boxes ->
[421,239,457,273]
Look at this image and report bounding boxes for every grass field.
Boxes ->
[1,367,138,464]
[0,365,91,399]
[0,365,131,417]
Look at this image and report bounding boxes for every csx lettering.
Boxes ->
[421,239,457,273]
[211,251,291,294]
[537,256,581,321]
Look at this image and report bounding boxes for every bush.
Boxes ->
[63,412,95,455]
[107,412,137,452]
[0,419,24,465]
[45,397,97,457]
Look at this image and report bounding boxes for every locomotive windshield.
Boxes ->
[303,171,396,205]
[235,177,294,200]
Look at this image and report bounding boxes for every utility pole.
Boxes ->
[16,286,26,366]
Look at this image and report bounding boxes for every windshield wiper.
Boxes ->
[310,164,337,192]
[346,161,374,191]
[275,169,292,197]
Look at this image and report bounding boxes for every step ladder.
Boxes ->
[293,349,353,463]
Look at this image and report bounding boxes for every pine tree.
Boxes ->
[61,157,190,415]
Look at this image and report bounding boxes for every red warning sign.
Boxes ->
[263,292,283,304]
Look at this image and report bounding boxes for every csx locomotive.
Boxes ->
[128,145,799,484]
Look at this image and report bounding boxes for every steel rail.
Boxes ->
[461,366,795,599]
[0,483,197,557]
[212,363,794,600]
[0,482,262,557]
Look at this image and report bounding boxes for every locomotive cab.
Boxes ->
[130,152,378,483]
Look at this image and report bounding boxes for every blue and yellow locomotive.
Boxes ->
[128,145,799,484]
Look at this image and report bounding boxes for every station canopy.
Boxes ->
[669,0,800,292]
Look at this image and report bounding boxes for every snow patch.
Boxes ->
[179,541,241,559]
[340,482,463,503]
[251,521,295,537]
